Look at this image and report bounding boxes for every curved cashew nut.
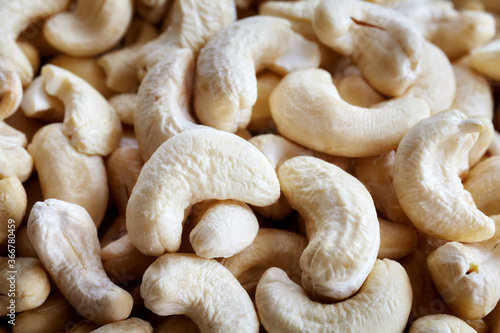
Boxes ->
[452,64,493,120]
[194,15,321,133]
[393,109,495,242]
[126,128,280,256]
[332,71,385,107]
[464,156,500,216]
[278,156,379,301]
[255,259,412,333]
[109,93,137,126]
[313,0,424,97]
[0,57,22,121]
[247,71,281,133]
[135,48,202,162]
[470,39,500,81]
[17,41,40,75]
[141,253,259,332]
[378,218,417,260]
[27,199,133,325]
[155,315,200,333]
[43,0,133,57]
[92,318,153,333]
[0,122,33,182]
[221,228,307,297]
[409,314,477,333]
[0,176,26,243]
[189,200,259,259]
[21,76,65,122]
[0,0,70,85]
[28,123,108,227]
[270,68,429,157]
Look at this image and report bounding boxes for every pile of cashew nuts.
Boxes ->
[2,0,500,332]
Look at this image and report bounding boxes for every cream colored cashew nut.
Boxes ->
[452,64,493,120]
[27,199,133,325]
[470,39,500,81]
[378,218,417,260]
[126,128,280,256]
[136,0,172,24]
[155,315,200,333]
[141,253,259,332]
[17,41,40,75]
[0,176,27,243]
[393,109,495,242]
[43,0,133,57]
[92,318,153,333]
[256,259,412,333]
[194,15,321,133]
[0,122,33,182]
[464,156,500,216]
[20,76,64,121]
[247,71,281,133]
[270,68,429,157]
[0,57,22,121]
[332,71,385,107]
[109,93,137,126]
[409,314,477,333]
[278,156,379,301]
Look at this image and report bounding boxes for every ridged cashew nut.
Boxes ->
[141,253,259,332]
[409,314,478,333]
[278,156,379,301]
[126,128,280,256]
[270,68,429,157]
[378,218,417,260]
[27,199,133,325]
[0,122,33,182]
[43,0,133,57]
[194,15,321,133]
[0,57,22,121]
[464,156,500,216]
[255,259,412,333]
[393,109,495,242]
[452,64,493,120]
[0,176,27,243]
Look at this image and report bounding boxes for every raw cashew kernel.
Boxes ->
[409,314,477,333]
[21,76,65,121]
[126,128,280,256]
[109,93,137,126]
[0,176,27,243]
[278,156,379,301]
[92,318,153,333]
[0,57,22,121]
[0,122,33,182]
[141,253,259,332]
[332,70,385,107]
[394,109,495,242]
[247,71,281,133]
[452,64,493,120]
[27,199,133,325]
[469,39,500,81]
[255,259,412,333]
[155,315,200,333]
[378,217,417,260]
[17,41,40,75]
[464,156,500,216]
[136,0,172,24]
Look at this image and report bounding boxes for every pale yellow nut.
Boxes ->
[409,314,477,333]
[393,109,495,242]
[0,0,70,85]
[463,116,493,175]
[247,71,281,133]
[0,257,50,315]
[67,321,100,333]
[464,156,500,216]
[332,71,385,107]
[20,76,65,122]
[256,259,412,333]
[0,57,22,121]
[108,93,136,126]
[278,156,379,301]
[41,65,122,156]
[489,131,500,156]
[485,302,500,329]
[313,0,424,97]
[91,318,153,333]
[463,319,489,333]
[136,0,172,24]
[221,228,307,297]
[141,253,259,332]
[378,217,417,260]
[43,0,133,57]
[135,48,202,162]
[470,39,500,80]
[126,128,280,256]
[452,64,493,120]
[17,41,40,75]
[155,315,200,333]
[270,68,429,157]
[0,122,33,182]
[194,15,321,133]
[27,199,133,325]
[0,176,26,243]
[28,123,108,227]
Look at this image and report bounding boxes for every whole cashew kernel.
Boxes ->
[0,57,22,121]
[409,314,477,333]
[141,253,259,332]
[452,64,493,120]
[27,199,133,325]
[464,156,500,216]
[0,176,27,243]
[0,122,33,182]
[91,318,153,332]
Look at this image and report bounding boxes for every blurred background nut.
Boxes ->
[135,0,172,24]
[109,93,137,126]
[464,156,500,216]
[154,315,200,333]
[20,76,65,122]
[246,71,281,134]
[0,57,22,121]
[377,218,417,260]
[0,176,27,243]
[469,39,500,81]
[92,317,153,332]
[0,122,33,183]
[16,41,40,75]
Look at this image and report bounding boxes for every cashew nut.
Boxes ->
[109,93,137,126]
[17,41,40,75]
[0,122,33,182]
[464,156,500,216]
[20,77,65,122]
[136,0,172,24]
[247,71,281,133]
[332,69,385,107]
[0,176,26,243]
[409,314,477,333]
[378,217,417,260]
[470,39,500,81]
[92,318,153,332]
[141,253,259,332]
[255,259,412,333]
[452,0,500,13]
[0,57,22,121]
[393,109,495,242]
[155,315,200,333]
[452,64,493,120]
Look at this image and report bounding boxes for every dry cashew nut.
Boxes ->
[378,218,417,260]
[427,215,500,320]
[20,77,65,122]
[313,0,424,97]
[141,253,259,332]
[332,67,385,107]
[255,259,412,333]
[278,156,379,301]
[221,228,307,297]
[189,200,259,259]
[91,318,153,333]
[409,314,478,333]
[17,41,40,75]
[155,315,200,333]
[194,15,321,133]
[0,57,22,121]
[126,128,280,256]
[393,109,495,242]
[464,156,500,216]
[135,48,202,162]
[0,176,27,243]
[270,68,429,157]
[469,39,500,81]
[0,257,50,316]
[136,0,172,24]
[247,71,281,133]
[109,93,137,126]
[28,123,108,227]
[0,0,70,85]
[67,322,99,333]
[0,122,33,182]
[27,199,133,325]
[43,0,133,57]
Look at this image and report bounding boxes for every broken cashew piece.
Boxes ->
[141,253,259,332]
[394,109,495,242]
[27,199,133,325]
[0,176,27,243]
[194,15,321,133]
[126,128,280,256]
[43,0,133,57]
[464,156,500,216]
[256,259,412,333]
[0,122,33,182]
[0,57,22,121]
[279,156,379,301]
[409,314,477,333]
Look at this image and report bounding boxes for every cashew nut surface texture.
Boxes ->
[141,253,259,332]
[91,317,153,332]
[20,76,65,122]
[256,259,412,333]
[109,93,137,126]
[0,57,22,121]
[0,122,33,182]
[378,217,417,260]
[470,39,500,80]
[278,156,379,301]
[194,15,321,133]
[27,199,133,325]
[393,109,495,242]
[0,176,26,243]
[464,156,500,216]
[270,68,429,157]
[409,314,477,333]
[126,128,280,256]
